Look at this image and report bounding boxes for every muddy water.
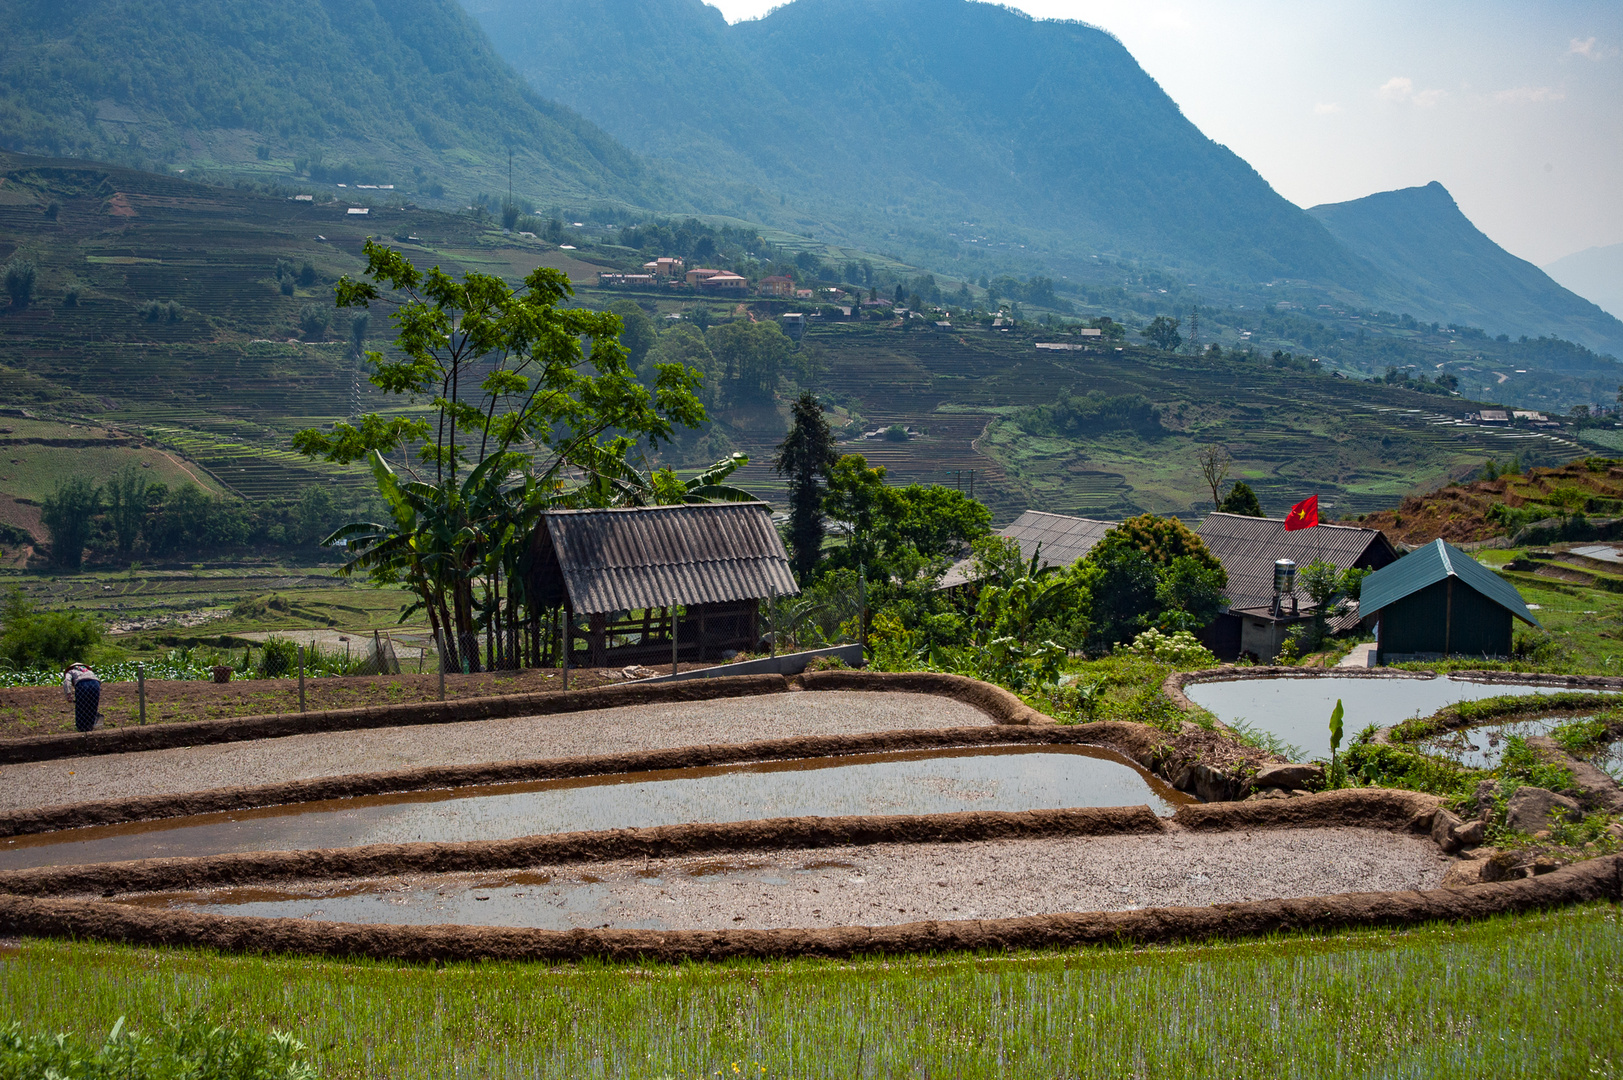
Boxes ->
[0,745,1188,869]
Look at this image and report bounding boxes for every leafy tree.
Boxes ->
[1079,543,1157,650]
[1140,315,1182,351]
[886,484,991,561]
[298,304,330,339]
[103,466,149,555]
[1091,513,1224,576]
[3,259,36,310]
[645,323,717,404]
[1082,514,1227,648]
[40,475,101,569]
[296,485,336,545]
[774,392,837,581]
[608,300,658,373]
[708,319,792,405]
[1217,480,1264,516]
[293,240,704,673]
[1018,390,1164,438]
[1155,555,1228,631]
[348,310,370,358]
[297,261,318,287]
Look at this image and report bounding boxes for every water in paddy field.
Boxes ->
[0,746,1190,870]
[1185,676,1618,762]
[1416,717,1568,770]
[1590,740,1623,783]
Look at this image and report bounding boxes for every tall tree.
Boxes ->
[103,467,149,554]
[40,476,101,569]
[1140,315,1182,352]
[1196,444,1231,508]
[773,392,837,581]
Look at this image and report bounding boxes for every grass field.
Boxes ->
[0,904,1616,1078]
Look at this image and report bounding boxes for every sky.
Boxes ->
[712,0,1622,268]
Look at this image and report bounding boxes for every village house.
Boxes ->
[1360,538,1538,663]
[697,272,748,294]
[1195,512,1399,661]
[760,274,795,298]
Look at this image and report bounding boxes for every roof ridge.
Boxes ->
[1435,538,1454,576]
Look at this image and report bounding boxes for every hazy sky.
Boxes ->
[713,0,1622,267]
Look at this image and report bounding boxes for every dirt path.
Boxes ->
[0,692,994,811]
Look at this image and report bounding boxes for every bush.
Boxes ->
[297,261,317,287]
[280,278,296,297]
[1122,628,1216,669]
[62,285,81,307]
[257,636,299,677]
[0,588,102,670]
[0,1014,318,1079]
[4,258,37,309]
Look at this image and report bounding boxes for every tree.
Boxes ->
[1080,544,1157,650]
[1090,513,1224,576]
[40,475,101,569]
[823,453,891,576]
[4,259,37,310]
[709,319,792,404]
[1141,315,1182,352]
[773,392,837,581]
[0,588,101,670]
[299,304,330,339]
[1197,444,1231,507]
[348,311,370,358]
[608,300,658,373]
[293,240,705,673]
[1217,480,1264,517]
[645,323,717,405]
[103,467,149,555]
[1155,555,1228,631]
[1082,514,1228,649]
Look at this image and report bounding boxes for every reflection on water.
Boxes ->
[1186,676,1616,761]
[1,745,1188,870]
[1591,740,1623,783]
[1417,717,1566,770]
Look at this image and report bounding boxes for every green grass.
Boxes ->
[1,905,1619,1078]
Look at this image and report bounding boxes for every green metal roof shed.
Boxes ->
[1361,539,1540,663]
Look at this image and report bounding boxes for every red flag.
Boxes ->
[1284,495,1319,531]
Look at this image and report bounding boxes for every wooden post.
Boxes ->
[859,568,868,654]
[1445,578,1454,656]
[671,599,679,675]
[297,645,306,713]
[436,629,446,701]
[768,587,776,658]
[562,608,571,690]
[137,663,146,725]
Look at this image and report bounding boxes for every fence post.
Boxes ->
[561,610,570,691]
[297,645,306,713]
[768,587,776,658]
[671,598,679,676]
[435,629,446,701]
[858,569,867,655]
[137,663,146,726]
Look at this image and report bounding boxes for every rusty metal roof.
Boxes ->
[940,510,1116,587]
[541,503,799,614]
[1196,512,1398,611]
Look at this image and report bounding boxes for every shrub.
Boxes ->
[0,588,102,670]
[297,261,317,287]
[44,200,60,220]
[62,285,80,307]
[4,258,37,309]
[1123,628,1216,669]
[257,636,300,677]
[280,278,296,297]
[40,475,101,569]
[138,299,181,322]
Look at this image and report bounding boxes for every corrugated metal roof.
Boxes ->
[1196,512,1398,611]
[542,503,799,614]
[1360,539,1539,627]
[940,510,1116,587]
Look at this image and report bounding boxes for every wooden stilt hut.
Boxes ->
[526,503,799,668]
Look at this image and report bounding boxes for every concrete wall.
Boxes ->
[641,644,865,683]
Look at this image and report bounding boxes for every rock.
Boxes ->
[1478,850,1525,883]
[1245,788,1291,801]
[1505,788,1582,834]
[1175,763,1239,802]
[1607,823,1623,841]
[1431,809,1465,853]
[1532,856,1561,875]
[1440,861,1486,888]
[1252,763,1324,791]
[1471,778,1499,819]
[1450,820,1487,848]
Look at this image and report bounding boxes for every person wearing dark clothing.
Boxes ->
[63,662,102,732]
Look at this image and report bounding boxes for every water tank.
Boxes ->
[1273,559,1296,595]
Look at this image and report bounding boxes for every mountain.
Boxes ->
[0,0,674,208]
[467,0,1372,286]
[1308,183,1623,358]
[1544,243,1623,322]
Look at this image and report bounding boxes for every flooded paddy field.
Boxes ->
[98,827,1449,931]
[0,745,1187,870]
[1186,675,1615,760]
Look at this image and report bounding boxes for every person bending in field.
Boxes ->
[63,662,103,732]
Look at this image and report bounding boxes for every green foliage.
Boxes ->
[1121,628,1215,670]
[297,304,329,339]
[1082,515,1227,649]
[773,392,838,582]
[0,588,103,671]
[103,467,149,554]
[4,258,37,309]
[1217,480,1263,516]
[1154,556,1227,632]
[1342,740,1478,798]
[1497,735,1576,794]
[820,454,991,582]
[607,300,657,372]
[1140,315,1182,351]
[40,475,101,569]
[255,636,299,678]
[1017,390,1164,439]
[706,318,792,405]
[1552,715,1615,755]
[0,1014,317,1079]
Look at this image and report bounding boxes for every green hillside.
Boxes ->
[470,0,1372,286]
[1309,183,1623,358]
[0,0,672,209]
